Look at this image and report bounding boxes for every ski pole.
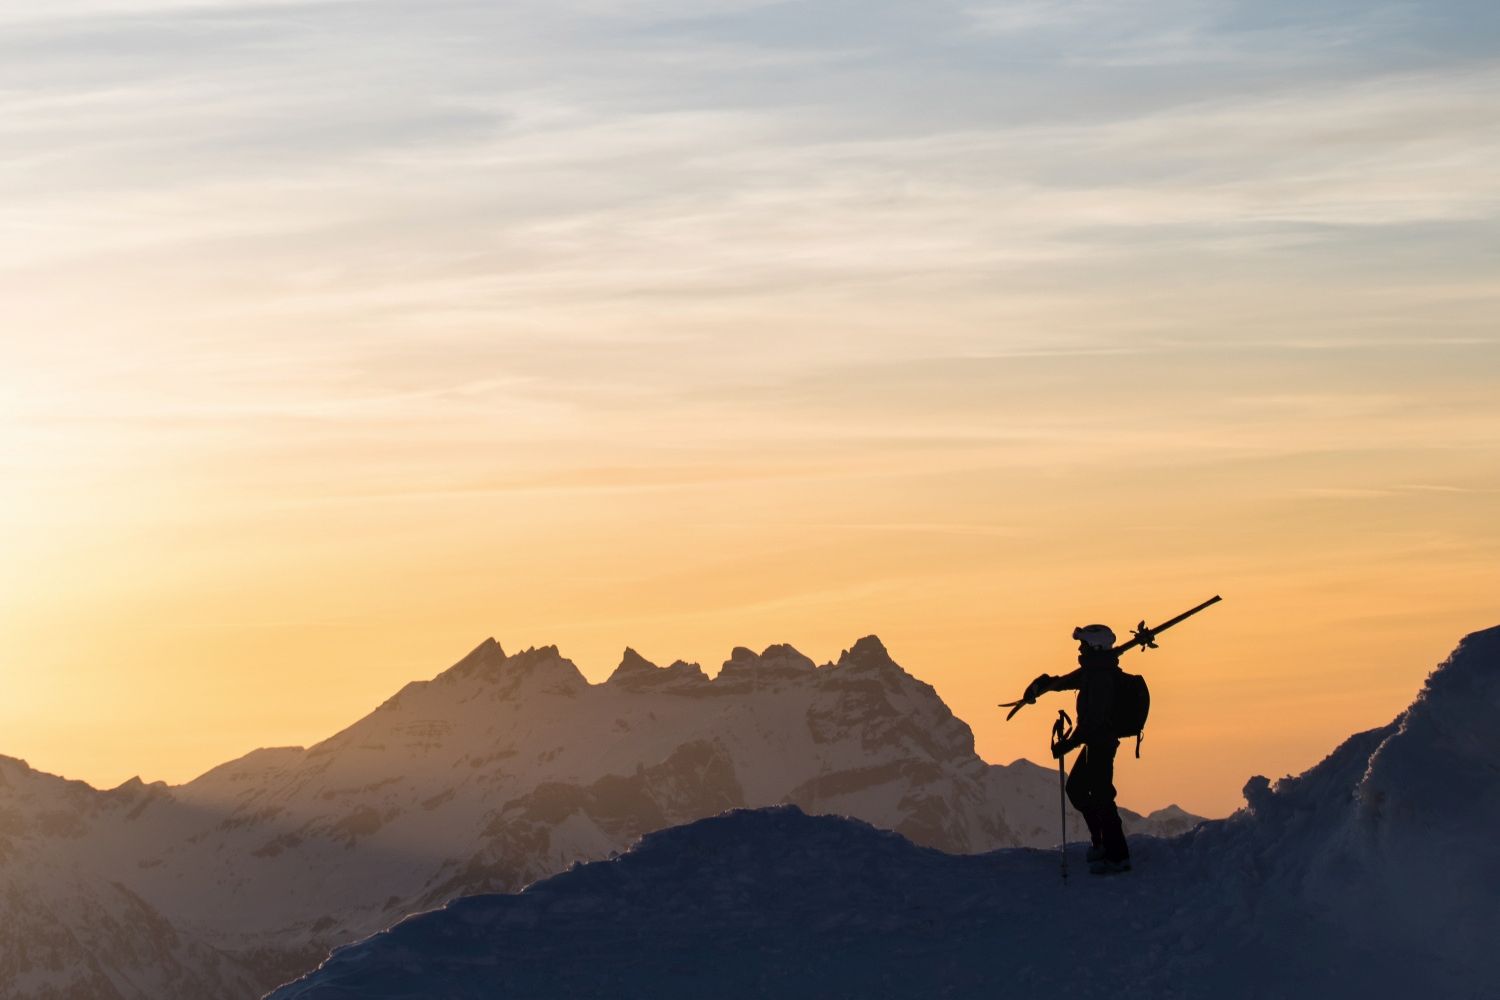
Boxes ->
[1051,709,1073,883]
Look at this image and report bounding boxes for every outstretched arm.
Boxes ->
[1003,667,1083,720]
[1031,667,1083,697]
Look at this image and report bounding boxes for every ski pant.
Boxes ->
[1066,740,1128,862]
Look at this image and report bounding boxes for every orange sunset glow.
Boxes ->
[4,0,1498,824]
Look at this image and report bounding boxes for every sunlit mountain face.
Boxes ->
[2,0,1495,996]
[268,625,1500,1000]
[0,636,1198,998]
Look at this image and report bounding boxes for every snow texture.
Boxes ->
[0,635,1192,998]
[268,625,1500,1000]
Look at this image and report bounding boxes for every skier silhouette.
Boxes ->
[1021,624,1132,874]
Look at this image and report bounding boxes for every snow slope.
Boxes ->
[0,761,261,1000]
[0,635,1192,998]
[267,625,1500,1000]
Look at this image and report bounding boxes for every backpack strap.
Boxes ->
[1135,730,1144,759]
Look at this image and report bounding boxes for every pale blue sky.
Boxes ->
[5,0,1496,459]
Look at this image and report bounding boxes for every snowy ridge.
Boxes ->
[266,625,1500,1000]
[0,758,261,1000]
[0,635,1192,998]
[1182,623,1500,971]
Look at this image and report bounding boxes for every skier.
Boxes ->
[1020,624,1132,875]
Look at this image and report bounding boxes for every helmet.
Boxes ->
[1072,624,1116,649]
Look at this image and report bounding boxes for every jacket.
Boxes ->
[1026,645,1123,745]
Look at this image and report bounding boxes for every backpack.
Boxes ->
[1111,671,1151,757]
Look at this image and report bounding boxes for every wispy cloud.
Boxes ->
[2,6,1496,532]
[3,0,1499,815]
[0,0,351,27]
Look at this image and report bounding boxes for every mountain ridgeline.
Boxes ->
[0,635,1195,999]
[268,623,1500,1000]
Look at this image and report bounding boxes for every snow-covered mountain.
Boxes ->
[267,625,1500,1000]
[0,635,1193,998]
[0,759,271,1000]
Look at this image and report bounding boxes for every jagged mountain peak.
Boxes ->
[606,648,709,689]
[717,642,816,682]
[421,634,918,701]
[758,642,817,672]
[503,644,566,671]
[837,634,895,670]
[0,755,102,800]
[381,635,954,726]
[665,659,710,680]
[422,641,586,698]
[434,636,506,683]
[501,645,588,694]
[106,775,163,795]
[613,646,657,674]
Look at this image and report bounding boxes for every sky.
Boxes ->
[2,0,1497,817]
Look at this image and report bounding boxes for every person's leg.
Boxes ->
[1066,747,1102,849]
[1089,740,1129,862]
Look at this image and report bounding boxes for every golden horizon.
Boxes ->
[4,0,1498,825]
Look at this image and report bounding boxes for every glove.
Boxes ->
[1023,674,1052,703]
[1051,736,1079,759]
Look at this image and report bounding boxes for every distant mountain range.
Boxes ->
[0,635,1197,999]
[268,624,1500,1000]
